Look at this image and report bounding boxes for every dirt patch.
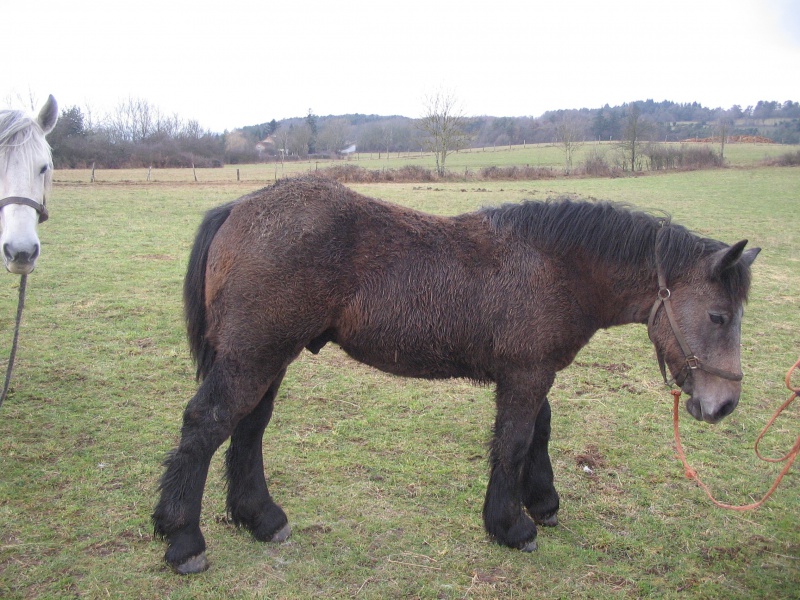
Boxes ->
[85,539,131,557]
[297,524,332,535]
[470,567,508,584]
[134,254,175,261]
[700,545,743,565]
[575,444,607,470]
[574,361,631,374]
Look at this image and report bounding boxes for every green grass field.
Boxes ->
[0,163,798,598]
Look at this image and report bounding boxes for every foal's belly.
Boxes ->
[335,333,489,382]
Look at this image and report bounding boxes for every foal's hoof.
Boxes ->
[271,522,291,543]
[534,511,559,527]
[519,539,538,552]
[171,552,209,575]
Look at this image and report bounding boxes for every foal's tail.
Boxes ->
[184,201,236,380]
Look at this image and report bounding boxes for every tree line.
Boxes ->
[45,96,800,170]
[48,98,224,169]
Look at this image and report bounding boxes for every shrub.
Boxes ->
[319,164,441,183]
[580,148,618,177]
[644,144,723,170]
[395,165,437,182]
[764,150,800,166]
[479,165,555,180]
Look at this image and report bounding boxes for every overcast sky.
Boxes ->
[3,0,799,132]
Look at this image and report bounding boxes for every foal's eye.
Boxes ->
[709,313,725,325]
[39,165,48,175]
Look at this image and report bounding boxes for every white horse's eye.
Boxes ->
[39,165,49,175]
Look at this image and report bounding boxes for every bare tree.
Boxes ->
[224,129,256,163]
[358,118,416,153]
[1,88,40,111]
[108,96,157,143]
[317,118,351,154]
[555,112,584,174]
[152,111,182,140]
[376,123,393,158]
[287,123,313,158]
[416,91,469,177]
[274,125,290,162]
[715,111,733,161]
[82,101,98,131]
[181,119,203,141]
[617,103,655,171]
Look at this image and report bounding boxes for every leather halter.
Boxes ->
[647,265,743,387]
[0,196,49,223]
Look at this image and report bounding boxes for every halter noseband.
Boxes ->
[647,264,743,387]
[0,196,49,223]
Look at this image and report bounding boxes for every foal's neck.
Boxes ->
[590,258,659,329]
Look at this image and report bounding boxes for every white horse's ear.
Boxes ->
[38,95,58,134]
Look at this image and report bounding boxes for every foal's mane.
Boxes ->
[0,109,54,189]
[481,198,751,301]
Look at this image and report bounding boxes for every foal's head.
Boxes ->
[650,236,760,424]
[0,96,57,274]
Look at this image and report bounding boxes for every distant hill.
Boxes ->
[242,100,800,155]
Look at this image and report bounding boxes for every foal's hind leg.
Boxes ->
[482,371,554,552]
[152,358,276,574]
[521,398,559,527]
[225,369,291,544]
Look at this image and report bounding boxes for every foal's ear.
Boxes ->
[710,239,760,276]
[37,95,58,135]
[740,246,760,268]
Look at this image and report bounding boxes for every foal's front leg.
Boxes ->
[152,359,267,574]
[521,398,559,527]
[482,371,555,551]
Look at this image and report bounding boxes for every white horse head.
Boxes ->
[0,95,58,274]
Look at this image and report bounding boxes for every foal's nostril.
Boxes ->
[2,243,11,261]
[713,399,737,421]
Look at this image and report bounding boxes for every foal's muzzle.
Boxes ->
[681,372,740,424]
[685,394,739,424]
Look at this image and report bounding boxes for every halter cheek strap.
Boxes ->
[647,266,743,386]
[0,196,49,223]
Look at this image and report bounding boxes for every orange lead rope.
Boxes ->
[672,356,800,511]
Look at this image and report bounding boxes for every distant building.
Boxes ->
[339,144,357,155]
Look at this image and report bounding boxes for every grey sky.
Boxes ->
[3,0,798,132]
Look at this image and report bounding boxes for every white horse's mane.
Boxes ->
[0,109,54,190]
